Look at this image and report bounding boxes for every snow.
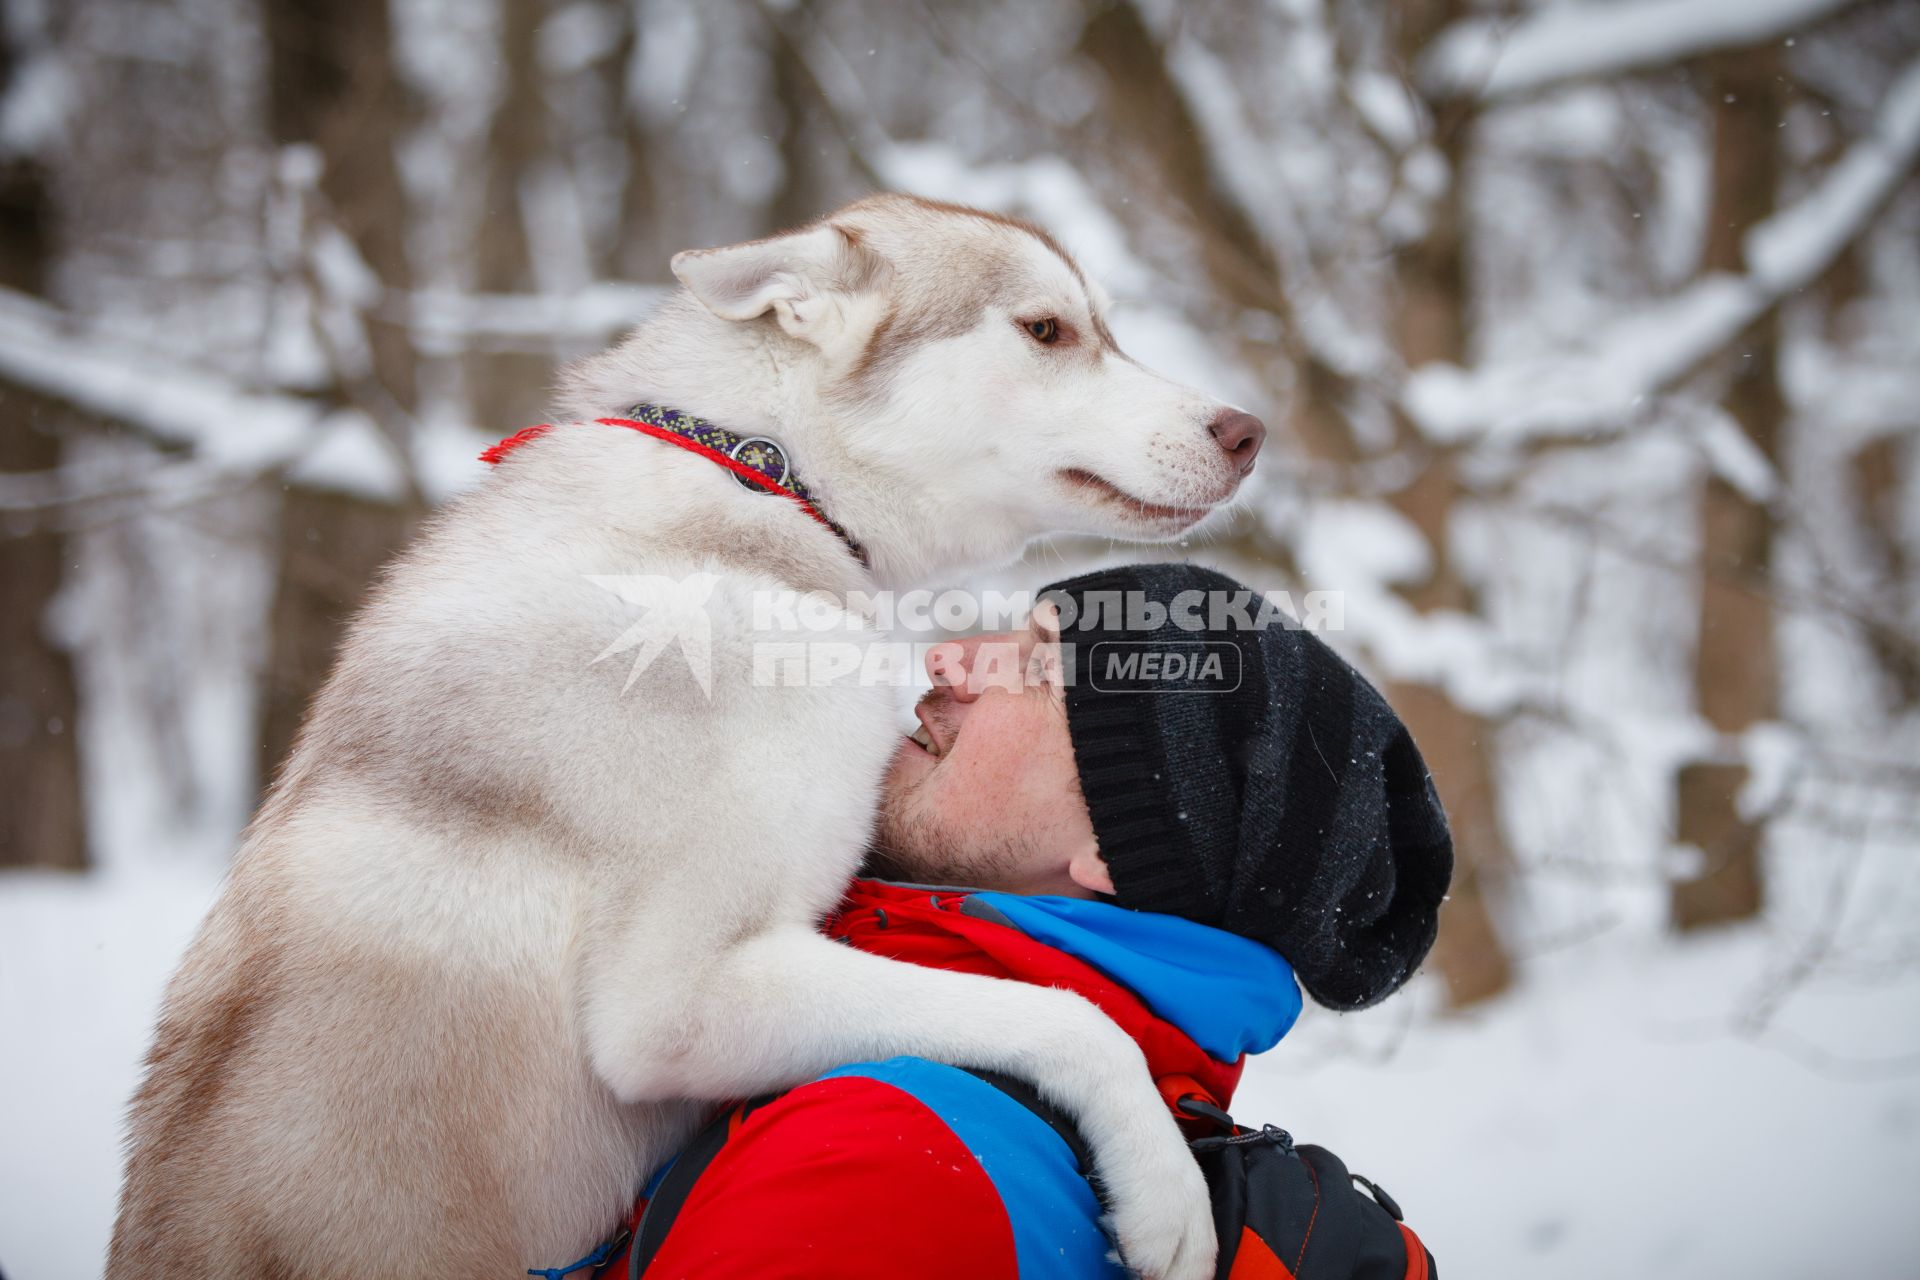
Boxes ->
[0,50,74,156]
[1351,72,1421,151]
[1289,497,1546,719]
[628,0,705,125]
[1414,273,1741,442]
[1245,924,1920,1279]
[0,872,220,1280]
[1297,499,1433,590]
[1422,0,1863,102]
[535,2,624,78]
[5,866,1918,1279]
[1157,30,1396,384]
[1696,406,1781,501]
[1747,56,1920,288]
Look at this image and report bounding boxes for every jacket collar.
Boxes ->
[962,890,1302,1061]
[830,879,1302,1109]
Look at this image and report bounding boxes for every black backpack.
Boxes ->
[1172,1094,1434,1280]
[624,1070,1435,1280]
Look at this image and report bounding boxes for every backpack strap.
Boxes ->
[626,1096,775,1280]
[961,1069,1097,1185]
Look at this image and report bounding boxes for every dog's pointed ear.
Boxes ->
[671,223,886,349]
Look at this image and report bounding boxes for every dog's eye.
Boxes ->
[1024,318,1060,344]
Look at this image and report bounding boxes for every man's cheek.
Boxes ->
[952,724,1033,806]
[964,641,1030,695]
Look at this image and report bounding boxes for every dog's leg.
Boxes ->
[586,925,1215,1280]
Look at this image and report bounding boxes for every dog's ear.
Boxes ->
[671,223,886,350]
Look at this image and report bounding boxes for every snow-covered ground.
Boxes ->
[4,868,1917,1280]
[1,873,219,1280]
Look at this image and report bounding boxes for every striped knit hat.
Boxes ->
[1043,564,1452,1011]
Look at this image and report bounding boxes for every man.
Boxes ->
[568,563,1452,1279]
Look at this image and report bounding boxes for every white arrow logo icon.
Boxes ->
[585,574,720,697]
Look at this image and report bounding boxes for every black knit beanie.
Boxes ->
[1042,563,1452,1011]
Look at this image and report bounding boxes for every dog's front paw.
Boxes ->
[1102,1117,1217,1280]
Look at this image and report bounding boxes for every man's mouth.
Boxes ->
[909,703,949,758]
[1058,468,1217,525]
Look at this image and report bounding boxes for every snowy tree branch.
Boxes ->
[0,286,327,461]
[1404,55,1920,445]
[1420,0,1867,103]
[0,285,462,504]
[392,283,668,354]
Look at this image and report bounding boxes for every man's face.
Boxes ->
[868,605,1115,897]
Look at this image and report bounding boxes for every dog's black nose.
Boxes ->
[1209,409,1266,474]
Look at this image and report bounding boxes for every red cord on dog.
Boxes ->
[481,415,866,564]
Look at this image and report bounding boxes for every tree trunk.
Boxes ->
[0,384,85,873]
[1383,0,1512,1004]
[264,0,419,415]
[0,22,85,871]
[1849,434,1920,709]
[257,490,416,788]
[257,0,422,793]
[468,0,563,428]
[1671,47,1785,931]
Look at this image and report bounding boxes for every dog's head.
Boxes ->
[563,194,1263,580]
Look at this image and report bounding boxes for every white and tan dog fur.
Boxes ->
[107,194,1263,1279]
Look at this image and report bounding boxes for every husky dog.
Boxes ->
[108,195,1265,1279]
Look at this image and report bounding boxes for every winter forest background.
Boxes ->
[3,0,1919,1275]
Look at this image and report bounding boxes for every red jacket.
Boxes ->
[565,880,1301,1279]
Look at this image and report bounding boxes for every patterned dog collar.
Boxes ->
[481,403,867,567]
[623,403,805,497]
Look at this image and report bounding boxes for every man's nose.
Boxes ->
[1209,409,1266,475]
[926,631,1023,701]
[926,637,981,702]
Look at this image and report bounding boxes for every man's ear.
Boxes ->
[670,223,886,350]
[1067,845,1116,897]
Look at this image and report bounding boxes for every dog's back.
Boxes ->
[104,485,728,1276]
[111,889,679,1276]
[107,809,641,1276]
[109,881,280,1274]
